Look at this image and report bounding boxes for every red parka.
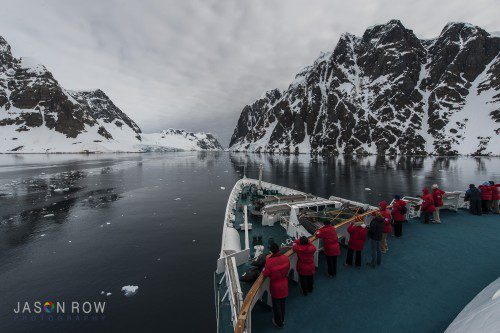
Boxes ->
[420,188,436,213]
[347,223,368,251]
[479,185,493,201]
[391,199,407,222]
[292,239,316,276]
[262,253,290,299]
[432,188,445,207]
[315,224,341,256]
[493,184,500,201]
[379,201,392,233]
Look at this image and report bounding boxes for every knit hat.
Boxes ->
[394,194,401,200]
[483,181,489,186]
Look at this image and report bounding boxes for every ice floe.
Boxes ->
[121,285,139,297]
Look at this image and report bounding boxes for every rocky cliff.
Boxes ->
[0,36,222,153]
[229,20,500,156]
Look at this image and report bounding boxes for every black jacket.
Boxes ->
[466,187,482,201]
[368,216,385,241]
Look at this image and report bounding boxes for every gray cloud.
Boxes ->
[0,0,498,146]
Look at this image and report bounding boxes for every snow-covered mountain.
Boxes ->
[0,36,222,153]
[230,20,500,156]
[141,129,223,151]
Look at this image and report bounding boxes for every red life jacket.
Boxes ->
[479,185,493,201]
[433,188,445,207]
[379,201,392,233]
[315,224,341,256]
[492,184,500,200]
[262,253,290,299]
[391,200,407,222]
[347,223,368,251]
[292,240,316,276]
[420,188,436,212]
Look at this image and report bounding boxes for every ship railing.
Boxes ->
[218,256,244,330]
[234,208,378,333]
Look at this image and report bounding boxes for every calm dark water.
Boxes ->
[0,152,499,332]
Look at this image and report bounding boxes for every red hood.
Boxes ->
[379,201,387,210]
[423,188,430,195]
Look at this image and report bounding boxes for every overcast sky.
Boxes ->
[0,0,498,146]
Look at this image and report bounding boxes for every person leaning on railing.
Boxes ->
[432,184,445,223]
[292,236,316,296]
[262,242,290,328]
[490,181,500,214]
[315,220,341,277]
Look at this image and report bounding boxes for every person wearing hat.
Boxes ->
[490,181,499,214]
[432,184,445,223]
[465,184,482,215]
[262,242,290,328]
[293,236,316,295]
[479,182,493,213]
[315,220,341,277]
[391,195,407,237]
[367,213,384,268]
[345,221,367,268]
[378,201,392,253]
[420,188,436,224]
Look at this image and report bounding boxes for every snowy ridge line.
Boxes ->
[229,20,500,156]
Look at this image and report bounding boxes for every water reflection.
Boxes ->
[229,153,500,205]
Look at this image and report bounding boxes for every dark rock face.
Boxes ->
[68,89,142,136]
[230,20,500,156]
[0,36,142,145]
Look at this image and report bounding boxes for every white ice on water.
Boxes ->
[121,285,139,297]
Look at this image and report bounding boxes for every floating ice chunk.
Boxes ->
[192,239,196,242]
[364,188,371,191]
[121,285,139,297]
[101,291,105,295]
[44,214,55,218]
[106,292,112,296]
[157,258,161,261]
[174,197,182,201]
[53,189,63,194]
[63,188,70,192]
[220,187,226,190]
[106,222,111,225]
[224,170,228,173]
[41,234,46,237]
[68,240,72,243]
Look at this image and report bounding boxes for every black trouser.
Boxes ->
[346,248,361,267]
[422,211,431,224]
[470,199,482,215]
[394,220,403,237]
[481,200,490,213]
[299,274,314,295]
[326,255,337,276]
[271,297,286,327]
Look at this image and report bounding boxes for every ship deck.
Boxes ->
[250,209,500,333]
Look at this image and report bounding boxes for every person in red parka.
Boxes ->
[345,221,368,267]
[293,236,316,295]
[263,242,290,328]
[490,181,499,214]
[315,220,341,277]
[391,195,407,237]
[420,188,436,224]
[479,182,493,213]
[432,184,445,223]
[379,201,392,253]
